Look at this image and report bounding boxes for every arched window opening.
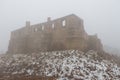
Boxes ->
[42,25,44,30]
[52,23,55,29]
[34,28,38,32]
[62,20,66,27]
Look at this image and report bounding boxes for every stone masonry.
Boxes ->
[7,14,103,54]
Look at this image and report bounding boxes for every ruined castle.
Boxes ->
[8,14,103,54]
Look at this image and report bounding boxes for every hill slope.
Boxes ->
[0,50,120,80]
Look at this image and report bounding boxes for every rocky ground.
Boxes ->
[0,50,120,80]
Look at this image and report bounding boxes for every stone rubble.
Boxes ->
[0,50,120,80]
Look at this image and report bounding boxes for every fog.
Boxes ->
[0,0,120,53]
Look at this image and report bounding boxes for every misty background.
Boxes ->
[0,0,120,53]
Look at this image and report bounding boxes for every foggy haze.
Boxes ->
[0,0,120,53]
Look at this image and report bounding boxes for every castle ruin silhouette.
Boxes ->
[8,14,103,54]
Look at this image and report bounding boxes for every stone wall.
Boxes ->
[7,14,103,54]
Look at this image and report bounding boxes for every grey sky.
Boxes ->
[0,0,120,52]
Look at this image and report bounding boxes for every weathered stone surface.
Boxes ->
[7,14,103,54]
